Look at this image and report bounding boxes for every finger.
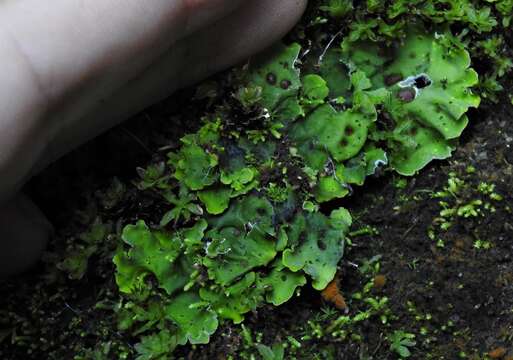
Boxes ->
[0,194,52,278]
[0,0,243,202]
[39,0,308,169]
[0,0,243,106]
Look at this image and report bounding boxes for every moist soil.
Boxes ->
[1,19,513,360]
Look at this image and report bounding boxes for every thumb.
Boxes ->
[0,194,52,278]
[0,0,243,203]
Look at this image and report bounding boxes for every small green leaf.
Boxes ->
[169,143,219,191]
[260,261,307,306]
[204,227,277,286]
[135,330,181,360]
[301,74,330,112]
[199,272,265,323]
[282,211,348,290]
[250,43,302,112]
[291,104,375,167]
[166,292,218,344]
[114,221,193,295]
[198,187,232,215]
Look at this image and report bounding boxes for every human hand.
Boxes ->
[0,0,307,277]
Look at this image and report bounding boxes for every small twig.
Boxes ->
[64,302,81,315]
[401,221,417,240]
[346,261,359,268]
[318,30,343,66]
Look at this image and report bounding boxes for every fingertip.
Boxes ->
[32,0,308,167]
[185,0,309,84]
[0,194,51,278]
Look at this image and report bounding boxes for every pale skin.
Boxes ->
[0,0,308,277]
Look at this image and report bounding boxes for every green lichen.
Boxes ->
[160,185,203,226]
[197,187,231,215]
[341,29,480,174]
[113,220,195,296]
[282,208,352,290]
[165,292,218,344]
[261,261,307,306]
[250,43,303,122]
[113,24,480,356]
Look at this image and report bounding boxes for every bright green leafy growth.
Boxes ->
[315,170,350,203]
[208,195,276,236]
[204,196,277,286]
[340,146,388,186]
[290,102,376,202]
[220,167,257,192]
[114,221,194,295]
[342,29,480,175]
[384,33,479,138]
[182,219,208,251]
[291,104,374,167]
[301,74,330,112]
[199,272,265,324]
[169,142,218,191]
[250,42,301,109]
[249,43,302,120]
[165,292,218,344]
[198,187,232,215]
[168,122,221,191]
[218,142,258,194]
[318,48,351,99]
[384,33,479,174]
[260,261,307,306]
[388,330,417,358]
[282,208,351,290]
[135,330,180,360]
[204,227,276,286]
[256,343,285,360]
[199,263,306,323]
[320,0,354,18]
[160,185,203,226]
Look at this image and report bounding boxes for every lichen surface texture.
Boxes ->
[112,17,482,353]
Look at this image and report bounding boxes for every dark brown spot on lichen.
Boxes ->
[414,75,432,89]
[298,232,307,246]
[266,73,277,85]
[397,87,416,103]
[385,73,403,86]
[345,126,354,136]
[341,138,349,147]
[280,79,292,90]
